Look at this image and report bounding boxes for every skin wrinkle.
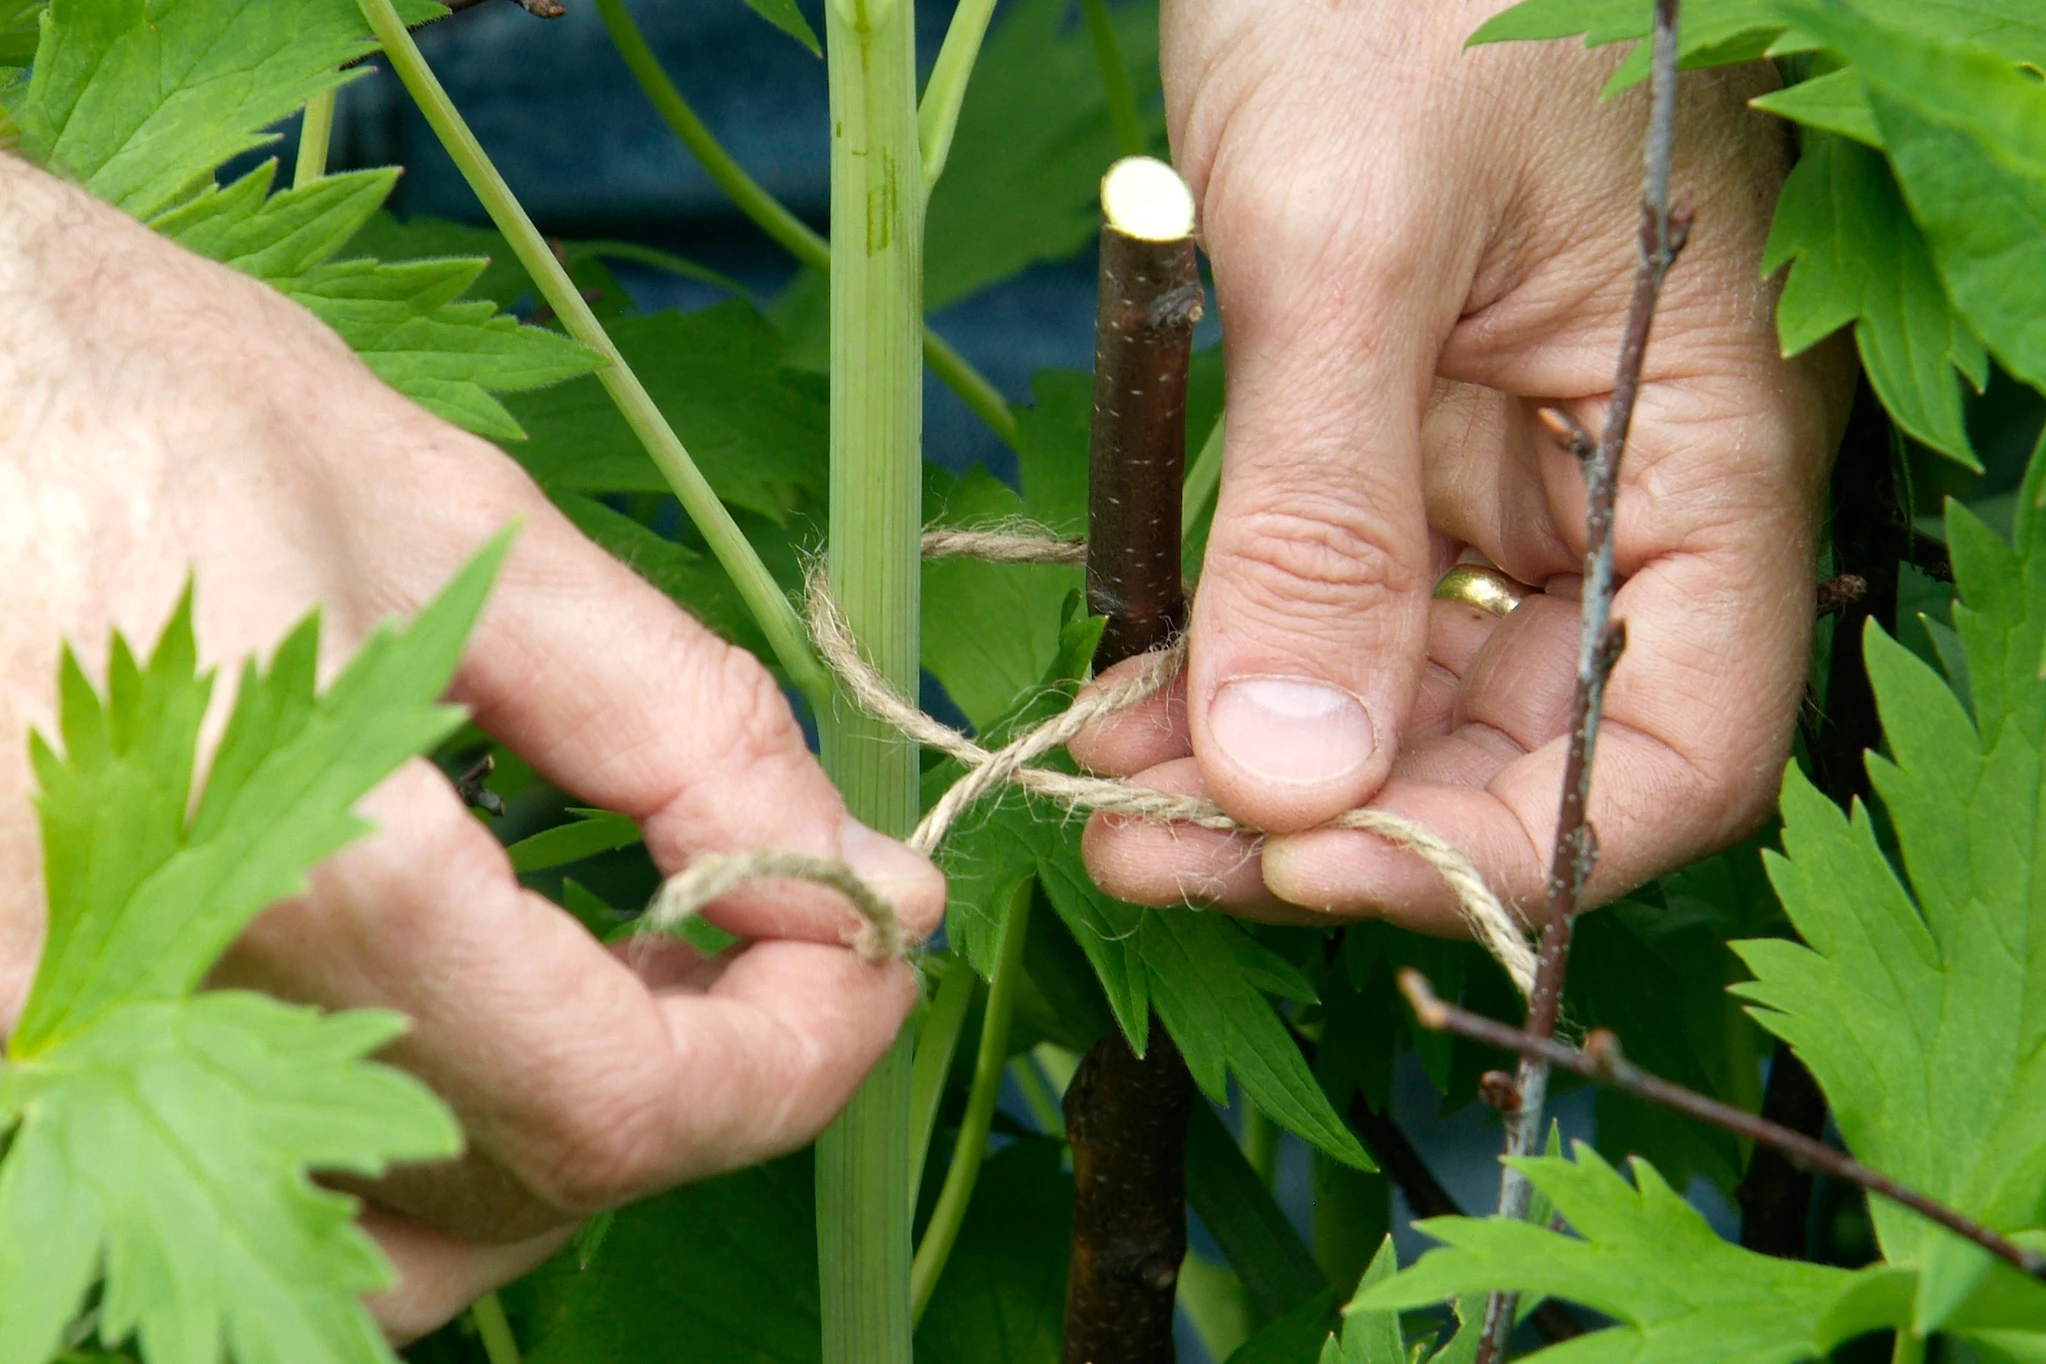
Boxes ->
[1081,0,1841,923]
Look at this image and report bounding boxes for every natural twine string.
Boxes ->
[644,529,1539,995]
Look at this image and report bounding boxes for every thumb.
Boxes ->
[1184,153,1476,834]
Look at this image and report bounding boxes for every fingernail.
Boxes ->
[1208,677,1375,786]
[838,815,941,901]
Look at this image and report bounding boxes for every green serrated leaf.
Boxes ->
[1789,5,2046,402]
[1328,1237,1407,1364]
[923,0,1162,309]
[914,1139,1071,1364]
[503,302,827,521]
[1736,434,2046,1330]
[5,0,441,219]
[0,0,44,65]
[740,0,818,56]
[1143,913,1371,1170]
[522,1150,821,1363]
[504,807,642,875]
[146,162,602,440]
[1357,1144,1894,1362]
[152,161,395,278]
[281,258,602,440]
[1,541,502,1361]
[1227,1288,1339,1364]
[1760,132,1984,467]
[0,996,457,1364]
[1467,0,2046,96]
[1751,67,1878,146]
[19,533,508,1050]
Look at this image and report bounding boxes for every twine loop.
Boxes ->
[644,528,1538,995]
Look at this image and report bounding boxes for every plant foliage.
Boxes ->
[0,539,506,1363]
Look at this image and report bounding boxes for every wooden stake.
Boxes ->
[1064,156,1202,1364]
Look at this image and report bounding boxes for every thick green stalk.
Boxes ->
[916,0,998,189]
[909,895,1030,1322]
[590,0,1020,451]
[814,0,924,1359]
[469,1293,522,1364]
[295,88,336,186]
[1078,0,1146,159]
[359,0,826,704]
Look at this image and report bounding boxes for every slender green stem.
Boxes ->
[359,0,826,704]
[814,0,925,1359]
[575,239,755,301]
[923,325,1018,452]
[908,952,980,1196]
[1239,1101,1277,1187]
[1182,407,1224,539]
[591,0,1020,450]
[909,894,1031,1322]
[1009,1053,1062,1132]
[916,0,998,189]
[593,0,825,271]
[295,88,336,186]
[1891,1331,1927,1364]
[1078,0,1146,159]
[469,1293,522,1364]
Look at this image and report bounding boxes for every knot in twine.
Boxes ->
[644,529,1537,996]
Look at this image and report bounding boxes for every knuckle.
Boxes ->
[695,639,807,774]
[1217,501,1425,620]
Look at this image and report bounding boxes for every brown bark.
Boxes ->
[1063,159,1201,1364]
[1064,1020,1195,1364]
[1085,197,1200,667]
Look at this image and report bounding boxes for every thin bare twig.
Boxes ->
[1349,1092,1583,1344]
[1399,970,2046,1284]
[1477,2,1690,1356]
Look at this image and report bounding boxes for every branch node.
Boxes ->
[1537,406,1595,461]
[1479,1070,1524,1115]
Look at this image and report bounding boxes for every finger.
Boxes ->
[1076,757,1295,919]
[1067,656,1190,778]
[1177,93,1486,835]
[218,765,920,1240]
[364,1208,568,1344]
[1261,500,1817,926]
[333,428,943,945]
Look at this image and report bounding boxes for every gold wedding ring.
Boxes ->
[1433,564,1534,617]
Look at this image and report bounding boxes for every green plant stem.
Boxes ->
[590,0,1021,451]
[910,894,1031,1322]
[1891,1331,1927,1364]
[814,0,925,1359]
[916,0,998,189]
[359,0,826,704]
[1009,1053,1062,1132]
[295,88,336,186]
[908,951,980,1196]
[1182,408,1224,538]
[1239,1099,1277,1188]
[469,1293,522,1364]
[1078,0,1145,159]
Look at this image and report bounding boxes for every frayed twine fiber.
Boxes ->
[645,528,1538,995]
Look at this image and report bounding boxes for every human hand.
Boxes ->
[0,158,943,1337]
[1073,2,1853,930]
